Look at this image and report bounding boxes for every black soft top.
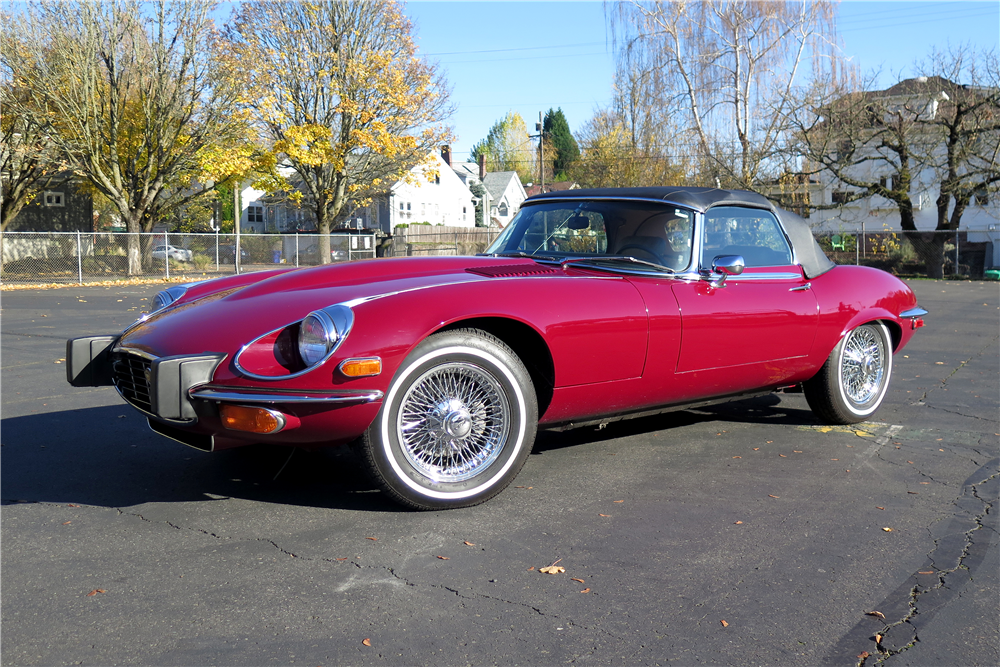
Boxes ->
[524,186,835,279]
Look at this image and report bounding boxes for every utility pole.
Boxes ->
[530,111,545,193]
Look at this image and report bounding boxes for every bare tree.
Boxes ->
[609,0,841,189]
[2,0,245,275]
[226,0,453,262]
[792,48,1000,277]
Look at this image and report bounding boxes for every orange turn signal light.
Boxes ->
[220,404,285,434]
[339,357,382,377]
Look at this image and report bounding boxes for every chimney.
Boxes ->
[441,144,451,167]
[478,154,486,180]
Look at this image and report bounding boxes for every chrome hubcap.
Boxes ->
[397,362,510,482]
[841,326,885,405]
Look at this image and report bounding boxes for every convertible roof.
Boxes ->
[525,186,774,212]
[524,186,835,279]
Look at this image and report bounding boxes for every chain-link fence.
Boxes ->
[2,227,996,285]
[813,228,998,278]
[0,231,379,285]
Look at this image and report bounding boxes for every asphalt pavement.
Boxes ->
[1,279,997,666]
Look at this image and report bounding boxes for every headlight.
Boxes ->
[298,311,339,366]
[297,305,355,369]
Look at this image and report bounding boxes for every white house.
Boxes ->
[799,77,999,265]
[481,171,527,228]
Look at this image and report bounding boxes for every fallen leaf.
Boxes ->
[539,566,566,574]
[919,570,935,575]
[876,506,885,510]
[768,494,780,499]
[920,482,930,485]
[67,504,80,507]
[908,491,918,494]
[858,651,870,659]
[793,450,802,453]
[753,447,760,451]
[436,555,450,560]
[875,633,883,643]
[734,520,743,525]
[86,589,106,597]
[598,513,610,517]
[831,458,839,461]
[907,461,914,464]
[866,611,886,619]
[362,638,371,647]
[571,578,585,583]
[62,521,71,525]
[336,558,348,561]
[779,454,787,458]
[366,537,377,541]
[580,588,591,593]
[463,541,475,546]
[882,527,893,532]
[766,441,772,444]
[720,619,729,627]
[614,500,624,503]
[527,566,535,571]
[732,456,742,459]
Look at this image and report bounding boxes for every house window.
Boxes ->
[435,174,440,185]
[44,191,65,207]
[878,177,892,190]
[832,191,850,205]
[247,205,264,224]
[498,202,509,217]
[975,188,989,206]
[463,206,467,222]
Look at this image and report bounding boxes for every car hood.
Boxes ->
[117,256,556,357]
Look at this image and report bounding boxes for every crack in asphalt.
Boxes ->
[851,460,999,667]
[915,333,999,406]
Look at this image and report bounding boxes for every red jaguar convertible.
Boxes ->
[68,187,926,509]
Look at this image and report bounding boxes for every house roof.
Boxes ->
[482,171,520,199]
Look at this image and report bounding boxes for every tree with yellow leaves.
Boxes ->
[2,0,251,275]
[225,0,453,262]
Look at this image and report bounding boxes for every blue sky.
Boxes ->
[404,0,1000,162]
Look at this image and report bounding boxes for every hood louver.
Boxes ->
[466,265,561,278]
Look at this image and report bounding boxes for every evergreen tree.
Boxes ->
[543,108,580,179]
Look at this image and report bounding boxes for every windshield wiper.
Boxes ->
[560,256,675,273]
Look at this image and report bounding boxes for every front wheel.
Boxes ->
[357,329,538,510]
[804,321,893,424]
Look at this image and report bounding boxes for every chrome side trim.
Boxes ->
[900,307,928,318]
[729,272,803,281]
[189,386,384,405]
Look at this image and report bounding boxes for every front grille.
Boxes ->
[113,352,154,413]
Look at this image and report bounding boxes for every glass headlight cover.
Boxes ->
[297,305,355,369]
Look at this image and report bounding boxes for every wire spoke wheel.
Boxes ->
[397,362,510,482]
[840,325,886,405]
[805,321,893,425]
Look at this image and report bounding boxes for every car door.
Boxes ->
[670,206,819,383]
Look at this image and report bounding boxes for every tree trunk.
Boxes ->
[126,211,144,276]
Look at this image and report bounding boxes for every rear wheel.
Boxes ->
[805,322,893,424]
[358,329,537,510]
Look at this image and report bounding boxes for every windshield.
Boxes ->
[485,200,694,272]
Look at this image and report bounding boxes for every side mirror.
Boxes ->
[701,255,744,287]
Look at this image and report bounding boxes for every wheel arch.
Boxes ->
[435,316,555,418]
[838,310,903,352]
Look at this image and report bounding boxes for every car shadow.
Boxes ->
[2,394,819,511]
[1,405,400,512]
[532,393,820,453]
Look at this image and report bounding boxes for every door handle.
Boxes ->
[789,283,812,292]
